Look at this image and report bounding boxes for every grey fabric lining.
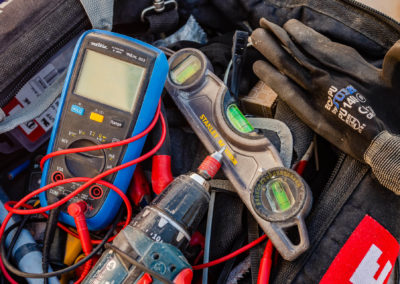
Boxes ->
[0,70,66,134]
[364,131,400,195]
[208,179,235,192]
[80,0,114,30]
[0,109,5,122]
[154,15,207,47]
[0,0,87,96]
[274,101,313,165]
[248,117,293,168]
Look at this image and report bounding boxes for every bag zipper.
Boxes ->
[340,0,400,29]
[319,152,346,193]
[0,18,90,108]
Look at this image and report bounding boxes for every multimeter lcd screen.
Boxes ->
[74,49,145,113]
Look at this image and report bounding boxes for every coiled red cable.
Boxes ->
[0,102,166,284]
[192,235,268,270]
[257,240,273,284]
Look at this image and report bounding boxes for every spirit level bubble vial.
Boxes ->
[39,30,168,230]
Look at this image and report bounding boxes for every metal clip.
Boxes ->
[0,108,5,122]
[141,0,178,22]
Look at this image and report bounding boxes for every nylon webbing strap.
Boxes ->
[209,179,235,192]
[80,0,114,30]
[247,212,262,284]
[146,8,179,34]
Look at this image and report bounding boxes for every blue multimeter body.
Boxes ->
[39,30,168,230]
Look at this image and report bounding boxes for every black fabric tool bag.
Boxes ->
[164,1,400,279]
[0,0,93,153]
[0,0,185,110]
[0,0,176,153]
[213,0,400,65]
[224,1,400,283]
[0,0,90,108]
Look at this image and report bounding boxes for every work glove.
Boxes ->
[251,18,400,195]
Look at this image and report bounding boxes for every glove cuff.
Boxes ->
[364,131,400,195]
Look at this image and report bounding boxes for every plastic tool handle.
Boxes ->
[152,102,173,194]
[269,217,310,261]
[68,202,92,255]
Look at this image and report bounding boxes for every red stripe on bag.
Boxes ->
[321,215,399,284]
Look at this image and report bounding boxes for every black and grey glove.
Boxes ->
[251,18,400,194]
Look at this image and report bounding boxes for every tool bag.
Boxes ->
[1,0,400,283]
[162,10,400,283]
[0,0,90,153]
[227,1,400,283]
[176,1,400,282]
[0,0,184,154]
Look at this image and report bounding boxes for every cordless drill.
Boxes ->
[83,148,225,284]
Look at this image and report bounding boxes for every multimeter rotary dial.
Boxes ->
[64,139,106,177]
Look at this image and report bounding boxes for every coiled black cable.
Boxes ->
[42,207,61,284]
[0,210,123,279]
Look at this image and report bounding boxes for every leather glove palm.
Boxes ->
[251,18,400,194]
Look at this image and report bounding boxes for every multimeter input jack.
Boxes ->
[89,185,103,199]
[51,171,64,183]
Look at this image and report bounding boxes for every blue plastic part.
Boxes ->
[70,104,85,115]
[0,187,59,284]
[82,230,191,284]
[125,229,191,283]
[39,30,168,230]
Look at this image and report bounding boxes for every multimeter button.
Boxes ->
[110,119,124,128]
[90,112,104,123]
[71,104,85,115]
[65,139,105,177]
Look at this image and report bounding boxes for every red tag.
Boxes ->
[321,215,399,284]
[3,97,45,142]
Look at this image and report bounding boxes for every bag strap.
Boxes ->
[79,0,114,30]
[145,8,179,33]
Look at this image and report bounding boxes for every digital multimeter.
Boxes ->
[39,30,168,230]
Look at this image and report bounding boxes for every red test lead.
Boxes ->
[68,202,92,255]
[68,201,93,284]
[257,240,273,284]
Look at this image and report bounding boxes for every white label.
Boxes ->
[9,64,59,135]
[36,98,59,131]
[350,244,392,284]
[8,105,38,135]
